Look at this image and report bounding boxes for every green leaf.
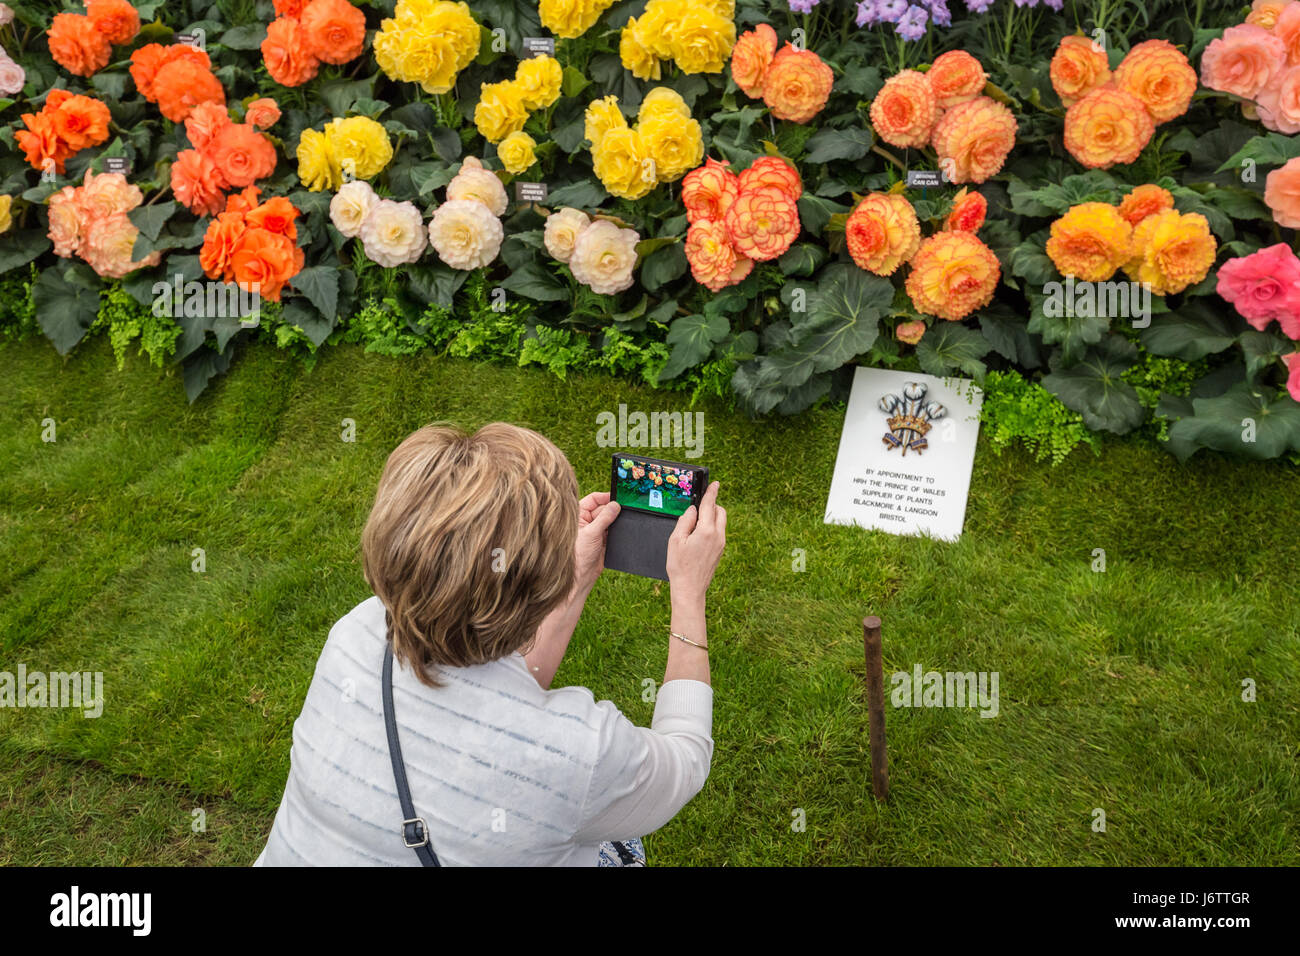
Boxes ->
[410,162,456,197]
[128,201,177,242]
[561,65,590,98]
[283,299,333,348]
[134,216,208,259]
[803,128,874,164]
[1042,336,1146,435]
[1166,383,1300,460]
[90,72,129,100]
[796,194,850,235]
[839,63,883,98]
[0,229,52,275]
[814,179,854,198]
[673,74,711,110]
[779,279,823,320]
[725,329,760,362]
[499,261,569,301]
[611,294,647,323]
[210,316,248,353]
[1217,132,1300,174]
[182,343,233,403]
[1008,170,1120,217]
[1240,329,1293,383]
[1138,301,1236,361]
[635,235,681,260]
[704,287,749,317]
[352,98,389,119]
[319,78,375,117]
[1026,286,1110,367]
[777,243,827,277]
[219,23,267,49]
[408,262,468,307]
[762,264,892,391]
[1164,121,1255,188]
[548,179,608,208]
[774,372,833,415]
[710,104,765,146]
[1169,186,1233,241]
[980,305,1042,369]
[290,266,339,320]
[288,189,331,217]
[552,113,587,154]
[658,313,730,382]
[916,322,993,381]
[1007,231,1056,285]
[22,180,61,203]
[390,102,436,133]
[33,261,102,355]
[732,358,789,416]
[738,270,889,416]
[165,254,206,286]
[589,53,643,113]
[430,128,462,162]
[646,298,678,325]
[500,234,538,272]
[639,243,688,292]
[1206,185,1272,222]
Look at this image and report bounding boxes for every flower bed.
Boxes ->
[0,0,1298,461]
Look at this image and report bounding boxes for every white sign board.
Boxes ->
[824,366,983,541]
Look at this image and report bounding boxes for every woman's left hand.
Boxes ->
[574,491,620,591]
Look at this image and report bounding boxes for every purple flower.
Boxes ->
[926,0,952,26]
[1043,0,1064,8]
[964,0,995,12]
[879,0,909,21]
[856,0,881,27]
[788,0,820,12]
[896,3,929,40]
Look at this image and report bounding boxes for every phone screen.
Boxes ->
[611,455,703,518]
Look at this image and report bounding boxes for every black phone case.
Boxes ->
[604,460,708,581]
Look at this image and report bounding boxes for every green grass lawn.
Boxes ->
[1,336,1298,865]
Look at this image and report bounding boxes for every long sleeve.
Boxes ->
[572,679,714,843]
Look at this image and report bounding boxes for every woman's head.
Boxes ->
[362,422,578,684]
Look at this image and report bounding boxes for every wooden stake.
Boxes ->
[862,615,889,801]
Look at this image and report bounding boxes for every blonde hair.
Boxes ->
[362,423,578,686]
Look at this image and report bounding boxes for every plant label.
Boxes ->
[824,367,983,542]
[906,170,942,189]
[521,37,556,57]
[515,181,548,203]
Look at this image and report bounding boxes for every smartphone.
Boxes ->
[610,453,708,519]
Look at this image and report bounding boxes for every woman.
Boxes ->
[256,422,726,866]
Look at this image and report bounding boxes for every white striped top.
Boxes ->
[255,596,713,866]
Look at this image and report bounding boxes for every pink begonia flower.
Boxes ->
[1216,243,1300,338]
[1257,64,1300,134]
[1200,23,1286,100]
[0,51,25,95]
[1284,352,1300,402]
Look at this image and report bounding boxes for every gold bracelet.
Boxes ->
[667,626,708,651]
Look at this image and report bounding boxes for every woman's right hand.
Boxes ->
[666,481,726,606]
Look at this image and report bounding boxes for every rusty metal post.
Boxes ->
[862,616,889,801]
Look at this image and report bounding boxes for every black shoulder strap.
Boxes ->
[382,643,441,867]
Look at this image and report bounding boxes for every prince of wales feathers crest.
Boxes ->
[878,382,947,456]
